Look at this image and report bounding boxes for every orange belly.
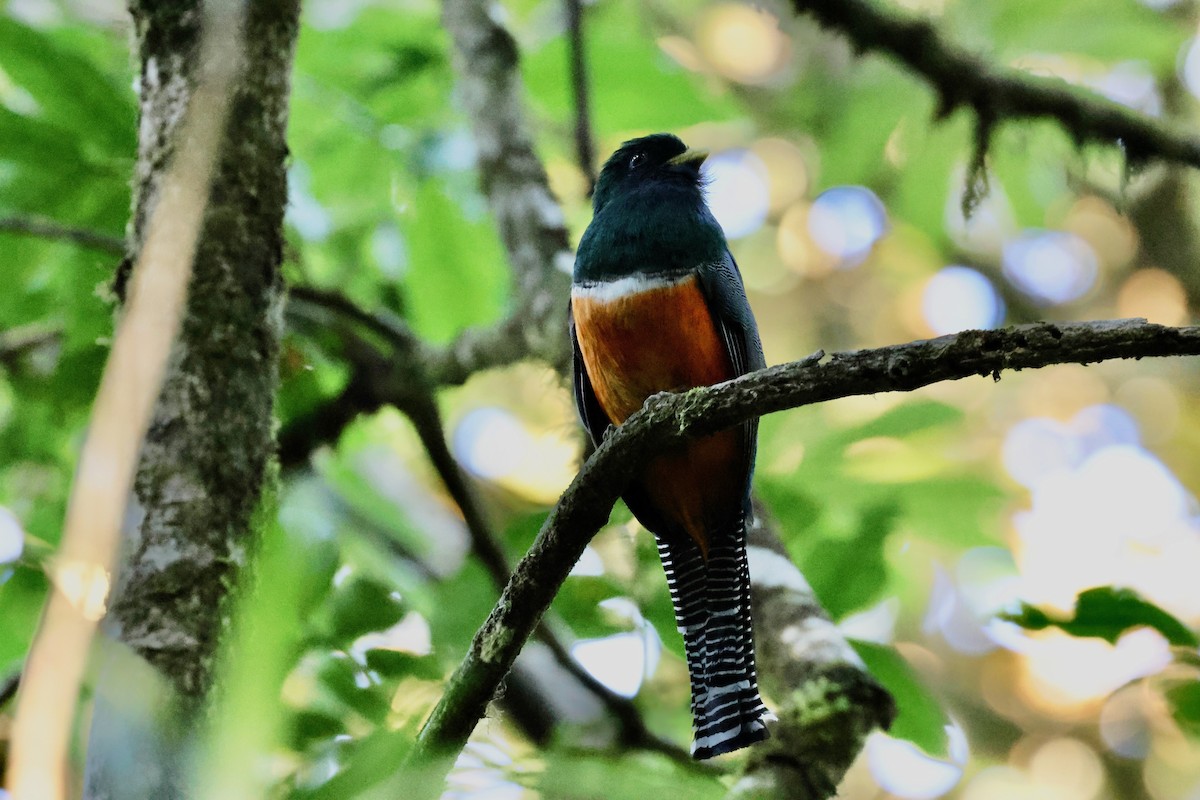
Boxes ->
[572,275,743,554]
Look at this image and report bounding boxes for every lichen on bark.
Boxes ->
[108,0,300,705]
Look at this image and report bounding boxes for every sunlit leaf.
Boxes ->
[1004,587,1199,647]
[852,640,950,758]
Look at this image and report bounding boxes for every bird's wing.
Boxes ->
[696,250,765,509]
[569,299,612,448]
[697,250,766,377]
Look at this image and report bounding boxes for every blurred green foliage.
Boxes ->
[3,0,1200,798]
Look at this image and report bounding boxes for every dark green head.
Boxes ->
[591,133,708,214]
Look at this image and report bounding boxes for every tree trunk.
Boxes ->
[84,2,300,797]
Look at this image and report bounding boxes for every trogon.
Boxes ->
[569,133,771,758]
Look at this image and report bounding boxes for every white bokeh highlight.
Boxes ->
[0,507,23,565]
[922,266,1005,335]
[865,724,967,799]
[808,186,888,266]
[703,150,770,240]
[1002,230,1097,305]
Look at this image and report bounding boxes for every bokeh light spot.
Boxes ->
[1063,195,1137,270]
[571,630,661,698]
[1027,737,1105,800]
[865,730,965,799]
[1002,230,1097,305]
[921,266,1005,335]
[1117,268,1189,326]
[453,407,576,503]
[703,150,770,239]
[0,506,22,565]
[777,201,832,277]
[695,4,791,85]
[807,186,888,267]
[750,137,809,213]
[1181,37,1200,100]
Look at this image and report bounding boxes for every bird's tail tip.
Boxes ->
[690,687,775,759]
[690,706,773,759]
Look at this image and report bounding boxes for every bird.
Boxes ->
[568,133,771,758]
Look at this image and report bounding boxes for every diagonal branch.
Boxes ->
[286,286,703,768]
[402,319,1200,796]
[790,0,1200,169]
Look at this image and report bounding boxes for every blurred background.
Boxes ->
[2,0,1200,797]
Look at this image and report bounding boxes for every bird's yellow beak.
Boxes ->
[666,148,708,168]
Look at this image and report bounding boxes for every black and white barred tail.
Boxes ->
[657,522,771,759]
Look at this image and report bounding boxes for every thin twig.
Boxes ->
[399,319,1200,797]
[0,216,125,255]
[565,0,597,193]
[790,0,1200,169]
[6,2,245,796]
[288,285,704,769]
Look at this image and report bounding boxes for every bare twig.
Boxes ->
[0,216,124,255]
[400,319,1200,797]
[6,3,245,796]
[790,0,1200,170]
[565,0,597,193]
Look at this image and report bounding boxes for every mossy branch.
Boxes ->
[401,318,1200,797]
[791,0,1200,172]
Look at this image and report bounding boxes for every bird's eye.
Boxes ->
[629,153,644,169]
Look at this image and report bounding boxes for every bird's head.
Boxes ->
[592,133,708,213]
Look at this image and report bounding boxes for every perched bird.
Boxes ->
[569,133,771,758]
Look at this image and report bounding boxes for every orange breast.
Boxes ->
[572,276,733,422]
[572,275,744,554]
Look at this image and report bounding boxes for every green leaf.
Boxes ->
[800,503,898,619]
[313,651,392,724]
[292,725,418,800]
[0,17,134,155]
[363,649,443,681]
[852,640,950,757]
[1167,681,1200,739]
[402,180,508,343]
[326,575,407,641]
[535,751,723,800]
[1003,586,1199,648]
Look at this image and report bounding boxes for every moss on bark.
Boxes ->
[109,0,299,702]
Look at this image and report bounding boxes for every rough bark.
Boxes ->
[437,0,574,384]
[84,1,300,797]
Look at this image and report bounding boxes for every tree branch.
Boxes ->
[731,508,895,799]
[790,0,1200,170]
[402,319,1200,795]
[286,285,704,769]
[440,0,575,382]
[0,216,124,255]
